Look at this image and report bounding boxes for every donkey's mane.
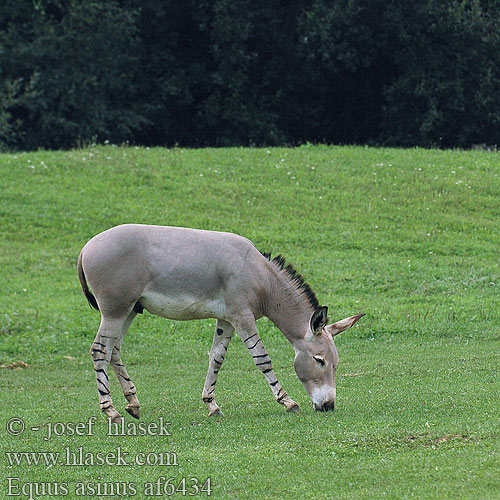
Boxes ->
[261,252,320,310]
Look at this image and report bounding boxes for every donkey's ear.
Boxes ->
[325,313,365,337]
[310,306,329,335]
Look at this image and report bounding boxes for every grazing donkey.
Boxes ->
[77,224,364,421]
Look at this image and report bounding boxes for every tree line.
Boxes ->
[1,0,499,151]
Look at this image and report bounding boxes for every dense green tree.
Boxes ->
[0,0,498,150]
[0,0,144,150]
[381,0,500,147]
[127,0,214,146]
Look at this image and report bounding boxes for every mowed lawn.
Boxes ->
[1,145,499,499]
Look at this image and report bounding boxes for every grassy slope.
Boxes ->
[1,145,499,499]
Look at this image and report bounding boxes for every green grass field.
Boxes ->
[1,145,499,499]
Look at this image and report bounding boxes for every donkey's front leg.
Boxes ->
[90,317,124,423]
[202,320,234,416]
[235,317,300,413]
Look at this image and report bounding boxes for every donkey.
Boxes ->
[77,224,364,421]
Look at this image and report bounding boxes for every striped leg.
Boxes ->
[235,317,300,412]
[90,317,124,423]
[110,312,140,419]
[202,320,234,416]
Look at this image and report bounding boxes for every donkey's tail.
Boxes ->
[77,252,99,311]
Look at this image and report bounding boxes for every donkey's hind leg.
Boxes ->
[90,315,128,423]
[110,311,141,419]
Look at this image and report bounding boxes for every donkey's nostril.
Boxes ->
[314,401,335,411]
[322,401,335,411]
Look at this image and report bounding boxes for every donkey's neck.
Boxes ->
[263,267,315,343]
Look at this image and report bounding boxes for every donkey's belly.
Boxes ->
[140,291,226,321]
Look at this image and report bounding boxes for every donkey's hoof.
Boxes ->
[126,405,140,419]
[286,402,301,413]
[109,414,124,424]
[103,407,123,423]
[209,408,224,417]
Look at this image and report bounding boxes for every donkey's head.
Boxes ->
[293,307,364,411]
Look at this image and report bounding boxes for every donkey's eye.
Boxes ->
[313,356,325,366]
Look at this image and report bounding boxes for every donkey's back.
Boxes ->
[79,224,267,321]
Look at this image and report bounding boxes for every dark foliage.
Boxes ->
[0,0,498,150]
